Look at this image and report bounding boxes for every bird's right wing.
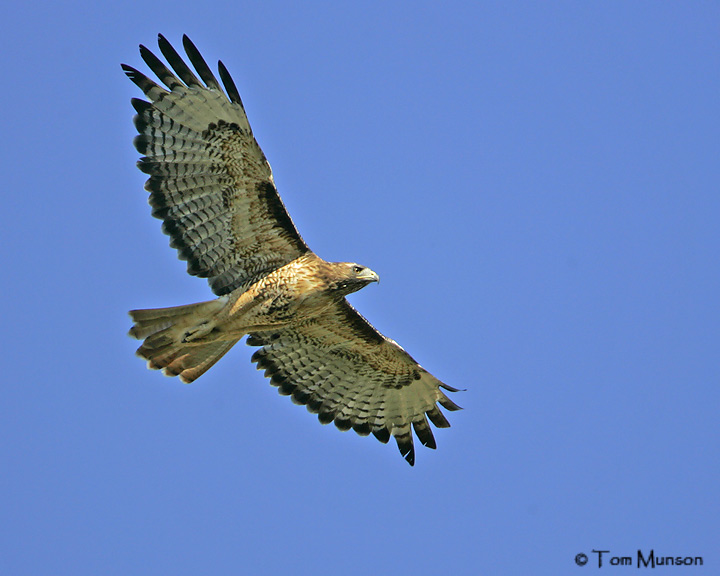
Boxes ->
[123,34,310,296]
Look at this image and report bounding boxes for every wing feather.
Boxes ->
[218,60,244,106]
[124,36,310,295]
[139,44,183,89]
[182,35,222,91]
[122,65,169,102]
[248,300,461,465]
[157,33,204,88]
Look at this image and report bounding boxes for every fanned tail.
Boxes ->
[128,299,239,383]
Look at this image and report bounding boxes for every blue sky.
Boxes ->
[2,2,718,574]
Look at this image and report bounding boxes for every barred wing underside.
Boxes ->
[247,300,461,465]
[123,34,309,295]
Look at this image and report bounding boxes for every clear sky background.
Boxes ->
[1,2,718,575]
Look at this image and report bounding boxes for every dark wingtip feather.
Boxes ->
[139,43,182,89]
[246,334,265,347]
[440,382,466,393]
[218,60,244,107]
[250,348,265,363]
[136,158,155,175]
[412,418,437,449]
[426,406,451,428]
[274,376,296,396]
[334,417,352,432]
[158,33,203,88]
[306,398,323,415]
[133,134,150,154]
[395,434,415,466]
[278,383,296,396]
[372,428,391,444]
[439,395,463,412]
[122,64,167,98]
[122,63,146,86]
[130,97,151,115]
[352,422,372,437]
[182,34,221,91]
[317,410,335,425]
[290,388,311,406]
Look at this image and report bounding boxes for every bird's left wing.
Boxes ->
[247,300,461,465]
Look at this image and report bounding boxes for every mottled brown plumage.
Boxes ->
[124,35,461,465]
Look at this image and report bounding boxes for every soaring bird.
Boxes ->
[123,35,461,465]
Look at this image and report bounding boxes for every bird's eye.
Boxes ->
[353,266,363,274]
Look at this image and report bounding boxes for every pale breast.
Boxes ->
[221,255,334,334]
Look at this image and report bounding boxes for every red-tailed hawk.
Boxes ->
[123,35,461,465]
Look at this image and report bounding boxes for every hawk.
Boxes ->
[123,35,461,465]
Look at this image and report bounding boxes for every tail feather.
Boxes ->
[128,299,239,383]
[161,339,239,383]
[129,300,224,339]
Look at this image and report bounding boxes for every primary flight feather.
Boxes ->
[124,34,460,465]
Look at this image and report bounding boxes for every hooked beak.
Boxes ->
[358,267,380,284]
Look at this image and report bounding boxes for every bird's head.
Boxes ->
[329,262,380,296]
